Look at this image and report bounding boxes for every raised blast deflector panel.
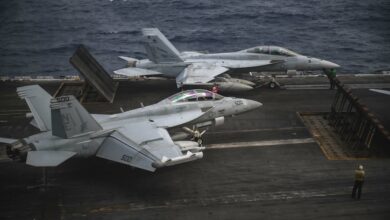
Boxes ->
[70,45,118,103]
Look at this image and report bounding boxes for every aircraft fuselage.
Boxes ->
[135,50,339,79]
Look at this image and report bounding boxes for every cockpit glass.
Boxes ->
[278,48,299,56]
[247,46,299,57]
[166,89,224,103]
[247,47,268,54]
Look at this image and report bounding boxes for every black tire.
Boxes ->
[269,82,276,89]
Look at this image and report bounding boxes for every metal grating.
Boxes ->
[299,112,370,160]
[327,78,390,154]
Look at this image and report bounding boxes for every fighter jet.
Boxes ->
[369,89,390,96]
[0,85,261,172]
[114,28,340,92]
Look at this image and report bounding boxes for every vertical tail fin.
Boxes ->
[17,85,52,131]
[50,96,102,139]
[142,28,183,63]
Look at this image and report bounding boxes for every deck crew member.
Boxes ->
[352,164,365,200]
[211,83,219,94]
[325,68,337,90]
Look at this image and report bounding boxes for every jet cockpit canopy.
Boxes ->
[245,46,299,57]
[162,89,224,103]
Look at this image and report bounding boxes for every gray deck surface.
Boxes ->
[0,79,389,220]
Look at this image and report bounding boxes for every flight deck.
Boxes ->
[0,78,390,219]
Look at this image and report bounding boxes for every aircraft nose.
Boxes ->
[320,60,340,69]
[245,99,263,110]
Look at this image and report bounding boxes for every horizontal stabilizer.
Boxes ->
[0,137,17,144]
[176,63,229,86]
[26,151,76,167]
[119,56,139,62]
[114,67,163,77]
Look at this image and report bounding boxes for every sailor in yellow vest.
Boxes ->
[352,165,365,200]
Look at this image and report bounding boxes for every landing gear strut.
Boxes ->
[27,167,53,191]
[268,77,280,89]
[183,126,206,146]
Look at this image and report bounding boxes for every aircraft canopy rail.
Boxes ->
[246,46,299,57]
[164,89,223,103]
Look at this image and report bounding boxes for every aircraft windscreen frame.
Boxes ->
[167,89,224,103]
[246,46,300,57]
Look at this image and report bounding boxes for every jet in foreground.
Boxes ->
[1,85,261,172]
[114,28,340,92]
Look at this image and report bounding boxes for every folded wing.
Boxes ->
[176,63,229,86]
[96,121,202,172]
[176,60,284,86]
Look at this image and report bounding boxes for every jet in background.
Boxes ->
[369,89,390,96]
[0,85,261,172]
[114,28,340,92]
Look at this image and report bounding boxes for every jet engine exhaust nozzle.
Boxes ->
[6,140,31,162]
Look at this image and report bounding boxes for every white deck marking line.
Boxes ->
[285,83,390,90]
[87,186,367,213]
[208,126,306,134]
[207,138,315,149]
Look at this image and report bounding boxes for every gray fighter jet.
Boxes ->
[114,28,340,92]
[369,89,390,96]
[0,85,261,172]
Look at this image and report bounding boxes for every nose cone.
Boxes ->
[320,60,340,69]
[229,98,262,116]
[245,99,263,110]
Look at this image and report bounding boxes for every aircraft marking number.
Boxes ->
[56,96,70,102]
[121,154,132,163]
[235,100,243,105]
